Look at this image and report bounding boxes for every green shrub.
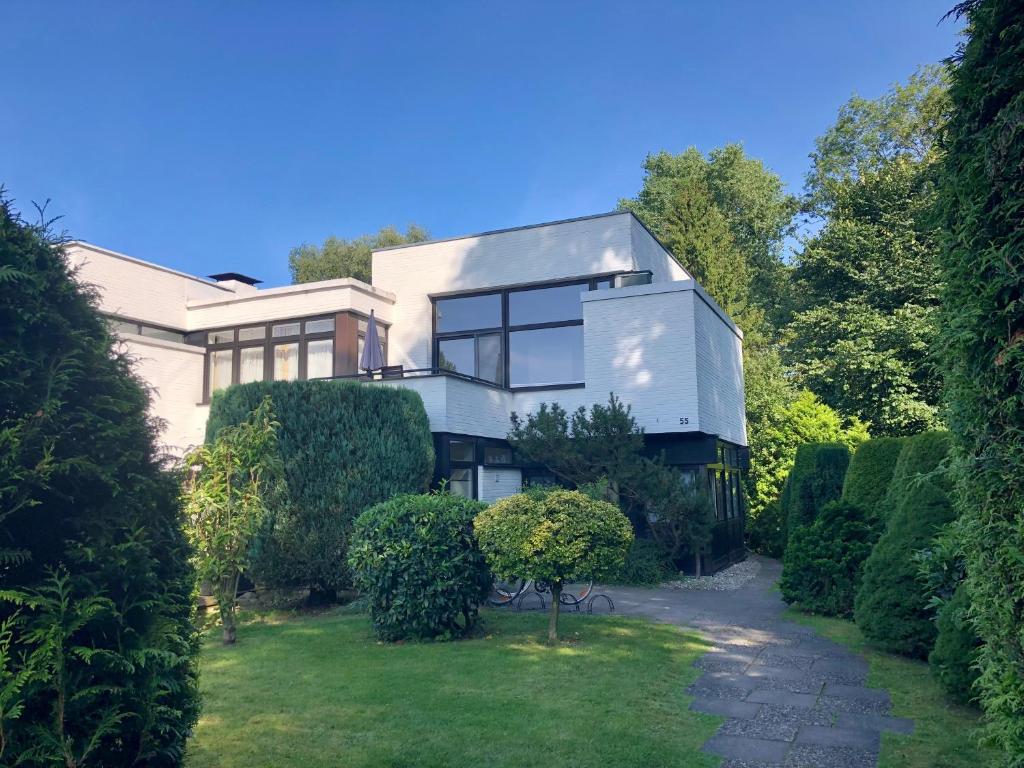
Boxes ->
[747,500,786,558]
[929,582,982,707]
[206,380,434,600]
[782,442,850,539]
[938,1,1024,757]
[611,538,676,585]
[475,489,632,642]
[349,492,491,641]
[854,431,954,658]
[842,437,906,523]
[779,500,875,617]
[0,196,198,765]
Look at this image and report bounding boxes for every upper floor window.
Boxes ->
[106,315,186,344]
[432,277,611,389]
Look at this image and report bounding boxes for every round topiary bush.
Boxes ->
[348,492,491,641]
[782,442,850,540]
[929,582,982,706]
[474,488,633,642]
[842,437,906,524]
[779,500,875,617]
[854,431,954,658]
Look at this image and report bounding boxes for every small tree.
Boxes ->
[638,462,715,575]
[475,489,632,643]
[183,397,283,644]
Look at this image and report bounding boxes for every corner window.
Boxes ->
[434,293,501,333]
[508,325,584,388]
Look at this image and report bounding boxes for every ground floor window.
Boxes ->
[448,468,474,499]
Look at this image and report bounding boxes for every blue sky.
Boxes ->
[2,2,962,286]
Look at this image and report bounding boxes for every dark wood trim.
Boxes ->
[334,312,359,376]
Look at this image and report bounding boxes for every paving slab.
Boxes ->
[601,556,912,767]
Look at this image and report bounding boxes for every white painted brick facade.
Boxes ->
[478,468,523,503]
[72,211,746,458]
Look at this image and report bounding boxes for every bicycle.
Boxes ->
[488,576,595,609]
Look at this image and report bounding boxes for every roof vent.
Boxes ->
[208,272,262,286]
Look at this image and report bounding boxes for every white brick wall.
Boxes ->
[118,334,207,455]
[68,243,229,329]
[693,289,747,445]
[478,468,523,503]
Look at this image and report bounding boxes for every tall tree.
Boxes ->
[937,0,1024,761]
[787,68,949,436]
[289,224,429,284]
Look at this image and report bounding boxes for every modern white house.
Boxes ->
[69,210,748,571]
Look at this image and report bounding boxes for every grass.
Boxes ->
[187,609,722,768]
[785,609,995,768]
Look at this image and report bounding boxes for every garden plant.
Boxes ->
[183,396,284,644]
[349,492,491,641]
[474,488,633,642]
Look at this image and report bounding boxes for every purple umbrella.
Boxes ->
[360,309,384,373]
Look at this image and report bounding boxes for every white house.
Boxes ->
[69,210,748,571]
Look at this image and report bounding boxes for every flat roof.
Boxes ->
[372,210,636,253]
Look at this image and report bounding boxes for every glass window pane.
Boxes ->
[208,349,233,397]
[449,468,473,499]
[239,347,264,384]
[450,440,475,463]
[272,322,300,338]
[476,333,502,384]
[208,329,234,344]
[434,293,501,333]
[484,446,513,465]
[508,282,588,325]
[274,343,299,381]
[140,325,184,343]
[238,326,266,341]
[305,318,334,334]
[110,319,139,334]
[595,278,614,290]
[306,339,334,379]
[509,325,584,387]
[437,337,475,376]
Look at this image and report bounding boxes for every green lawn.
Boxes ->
[187,609,722,768]
[785,610,995,768]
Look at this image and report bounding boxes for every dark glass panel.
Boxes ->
[434,293,501,333]
[476,333,503,384]
[437,337,475,376]
[450,440,475,463]
[508,282,588,325]
[484,446,513,465]
[508,325,584,387]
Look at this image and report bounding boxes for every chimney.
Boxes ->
[208,272,262,295]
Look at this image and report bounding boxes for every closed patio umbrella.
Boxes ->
[360,308,384,373]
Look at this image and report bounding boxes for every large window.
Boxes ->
[432,277,613,389]
[203,315,336,400]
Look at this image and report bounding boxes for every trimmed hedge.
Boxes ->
[206,380,434,599]
[747,500,786,558]
[349,493,490,641]
[842,437,906,523]
[611,537,676,585]
[854,431,954,658]
[0,197,199,765]
[782,442,850,539]
[937,1,1024,757]
[779,500,874,617]
[929,583,982,707]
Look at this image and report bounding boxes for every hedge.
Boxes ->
[782,442,850,539]
[854,431,954,658]
[937,0,1024,760]
[842,437,906,523]
[0,197,199,765]
[929,582,981,707]
[779,500,874,617]
[206,379,434,599]
[349,493,491,641]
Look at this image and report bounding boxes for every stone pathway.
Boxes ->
[604,557,913,767]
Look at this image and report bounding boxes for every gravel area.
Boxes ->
[664,556,762,590]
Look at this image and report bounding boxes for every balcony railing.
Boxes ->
[318,366,506,390]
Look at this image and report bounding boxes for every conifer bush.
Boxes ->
[842,437,906,523]
[206,380,434,601]
[779,500,874,617]
[0,195,199,765]
[349,492,491,641]
[854,431,954,658]
[937,0,1024,759]
[929,582,981,706]
[782,442,850,539]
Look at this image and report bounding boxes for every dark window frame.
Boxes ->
[200,314,336,402]
[430,275,619,391]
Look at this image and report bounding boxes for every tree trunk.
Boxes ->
[548,582,562,644]
[219,576,237,645]
[694,551,702,578]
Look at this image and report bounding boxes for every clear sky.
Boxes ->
[2,1,963,286]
